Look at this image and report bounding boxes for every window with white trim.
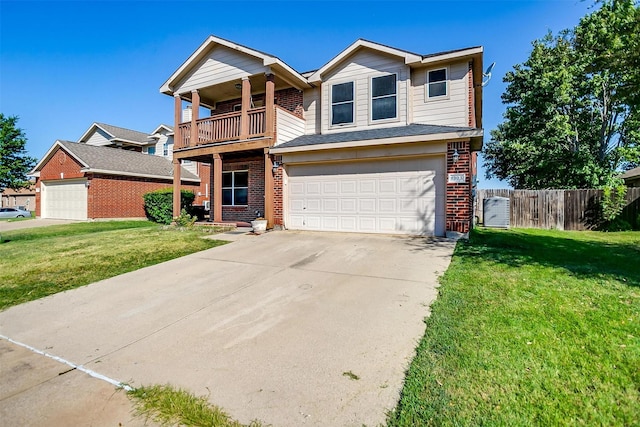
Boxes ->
[371,74,397,121]
[163,142,170,156]
[427,68,448,99]
[146,146,156,155]
[331,82,354,125]
[222,171,248,206]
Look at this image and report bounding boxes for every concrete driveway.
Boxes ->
[0,230,455,426]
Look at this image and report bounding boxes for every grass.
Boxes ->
[0,214,34,222]
[128,384,263,427]
[0,221,228,310]
[388,228,640,426]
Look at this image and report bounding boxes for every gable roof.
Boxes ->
[78,122,151,146]
[271,124,483,154]
[307,39,483,83]
[621,166,640,180]
[150,124,174,136]
[160,35,311,95]
[31,141,199,182]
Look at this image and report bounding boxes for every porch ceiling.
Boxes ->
[181,74,295,109]
[175,148,265,164]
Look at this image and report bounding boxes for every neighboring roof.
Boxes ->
[160,35,311,95]
[78,122,151,145]
[150,124,174,135]
[621,166,640,180]
[1,186,36,195]
[31,141,199,182]
[271,124,483,153]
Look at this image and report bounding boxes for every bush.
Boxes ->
[175,209,197,228]
[143,188,195,224]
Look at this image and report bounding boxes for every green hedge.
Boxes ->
[143,188,195,224]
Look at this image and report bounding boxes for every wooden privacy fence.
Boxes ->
[475,188,640,230]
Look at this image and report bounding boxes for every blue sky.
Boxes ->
[1,0,593,188]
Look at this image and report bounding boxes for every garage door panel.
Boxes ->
[287,157,444,236]
[359,199,376,213]
[378,179,396,194]
[323,199,338,212]
[291,199,305,213]
[339,216,356,230]
[323,182,338,194]
[358,217,376,232]
[378,199,396,213]
[340,199,357,212]
[340,181,357,194]
[359,180,376,194]
[306,199,321,212]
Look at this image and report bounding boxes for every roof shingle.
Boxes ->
[94,123,151,144]
[275,123,481,149]
[58,141,199,181]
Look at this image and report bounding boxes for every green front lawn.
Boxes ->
[0,221,227,310]
[389,228,640,426]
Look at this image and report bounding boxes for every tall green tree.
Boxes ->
[484,0,639,189]
[0,114,37,192]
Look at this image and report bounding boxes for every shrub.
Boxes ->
[601,180,627,222]
[175,209,197,228]
[143,188,195,224]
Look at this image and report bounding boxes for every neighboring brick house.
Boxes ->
[0,185,36,211]
[31,140,201,220]
[31,122,211,220]
[162,36,483,236]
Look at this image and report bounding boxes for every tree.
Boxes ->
[484,0,639,189]
[0,114,37,192]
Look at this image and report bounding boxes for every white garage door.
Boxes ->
[41,180,88,220]
[287,157,445,236]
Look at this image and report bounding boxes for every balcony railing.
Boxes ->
[176,107,268,149]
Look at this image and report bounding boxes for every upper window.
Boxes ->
[147,146,156,155]
[371,74,397,121]
[222,171,248,206]
[427,68,448,99]
[331,82,354,126]
[163,142,170,156]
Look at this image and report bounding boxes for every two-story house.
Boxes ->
[162,36,483,236]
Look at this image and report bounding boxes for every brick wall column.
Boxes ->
[172,159,181,219]
[264,149,274,228]
[213,154,223,222]
[446,140,472,234]
[190,90,200,145]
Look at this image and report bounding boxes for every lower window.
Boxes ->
[222,171,248,206]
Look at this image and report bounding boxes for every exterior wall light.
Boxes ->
[272,161,280,174]
[452,149,460,163]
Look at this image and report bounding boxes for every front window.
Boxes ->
[427,68,448,98]
[147,146,156,155]
[222,171,248,206]
[371,74,397,121]
[331,82,354,125]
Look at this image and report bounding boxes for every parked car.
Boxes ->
[0,207,32,218]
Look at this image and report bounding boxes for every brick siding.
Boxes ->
[446,140,472,233]
[88,175,199,218]
[35,146,200,219]
[221,156,265,222]
[212,87,303,118]
[272,155,283,225]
